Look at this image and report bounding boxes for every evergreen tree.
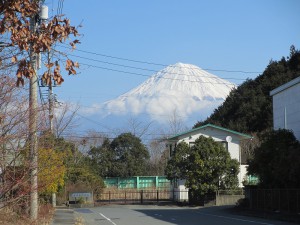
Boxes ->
[194,47,300,133]
[165,136,239,196]
[89,133,150,177]
[88,139,115,177]
[110,133,150,177]
[247,129,300,188]
[165,142,190,180]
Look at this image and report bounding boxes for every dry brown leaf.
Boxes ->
[11,56,17,63]
[46,63,54,68]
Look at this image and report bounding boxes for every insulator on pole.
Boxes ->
[39,5,48,21]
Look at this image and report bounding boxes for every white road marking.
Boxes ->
[197,212,274,225]
[99,213,117,225]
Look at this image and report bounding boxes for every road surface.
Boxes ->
[73,205,295,225]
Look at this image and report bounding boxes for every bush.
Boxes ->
[236,198,250,208]
[76,197,85,204]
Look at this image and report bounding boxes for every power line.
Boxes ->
[59,44,262,74]
[60,134,165,142]
[68,60,237,86]
[67,53,247,81]
[59,131,245,142]
[57,0,64,16]
[75,111,115,131]
[72,109,196,136]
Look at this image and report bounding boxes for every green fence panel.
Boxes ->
[119,177,136,189]
[104,176,171,189]
[139,177,156,189]
[158,176,170,189]
[104,178,119,188]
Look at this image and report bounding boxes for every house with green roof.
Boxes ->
[166,124,252,201]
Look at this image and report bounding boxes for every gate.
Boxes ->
[96,189,172,205]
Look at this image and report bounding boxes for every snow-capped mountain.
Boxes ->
[101,62,235,124]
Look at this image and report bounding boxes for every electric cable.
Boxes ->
[67,53,247,81]
[59,44,262,74]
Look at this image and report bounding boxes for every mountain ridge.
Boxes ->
[100,62,235,123]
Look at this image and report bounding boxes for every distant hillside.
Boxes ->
[194,46,300,133]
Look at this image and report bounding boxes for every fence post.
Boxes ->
[141,190,143,204]
[109,191,111,204]
[125,190,127,204]
[279,189,281,212]
[287,189,289,213]
[263,189,267,211]
[271,189,273,211]
[215,190,219,206]
[157,190,159,203]
[249,189,253,209]
[297,190,299,214]
[173,188,175,201]
[255,189,258,209]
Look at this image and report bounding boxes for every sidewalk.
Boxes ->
[50,206,74,225]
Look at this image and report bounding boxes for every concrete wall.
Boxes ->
[216,194,244,206]
[69,192,93,203]
[272,78,300,141]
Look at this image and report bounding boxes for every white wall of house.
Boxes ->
[271,77,300,141]
[172,179,189,202]
[240,165,248,185]
[168,126,248,189]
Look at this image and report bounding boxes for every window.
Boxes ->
[169,144,172,157]
[218,141,228,151]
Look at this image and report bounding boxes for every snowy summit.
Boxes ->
[101,63,235,123]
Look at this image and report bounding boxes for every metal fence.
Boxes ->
[245,189,300,214]
[95,189,244,206]
[96,189,172,205]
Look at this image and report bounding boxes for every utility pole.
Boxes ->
[29,13,39,220]
[48,58,56,207]
[49,83,54,132]
[29,1,48,220]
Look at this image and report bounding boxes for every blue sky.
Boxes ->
[44,0,300,131]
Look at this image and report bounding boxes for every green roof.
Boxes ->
[168,123,252,140]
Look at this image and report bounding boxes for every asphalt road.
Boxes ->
[73,205,296,225]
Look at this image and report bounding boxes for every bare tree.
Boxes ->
[125,116,153,138]
[146,139,169,176]
[0,75,31,213]
[167,109,188,136]
[240,133,260,164]
[53,103,80,138]
[78,130,108,151]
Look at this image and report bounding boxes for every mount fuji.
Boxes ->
[98,63,235,125]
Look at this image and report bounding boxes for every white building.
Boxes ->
[166,124,252,201]
[270,76,300,141]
